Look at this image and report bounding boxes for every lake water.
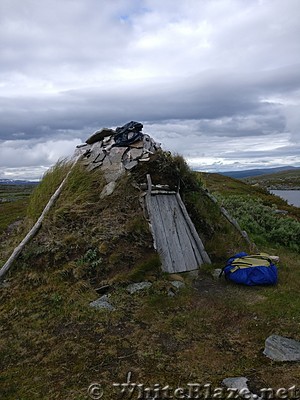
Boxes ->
[270,190,300,207]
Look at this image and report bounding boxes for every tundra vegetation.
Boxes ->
[0,157,300,399]
[244,168,300,190]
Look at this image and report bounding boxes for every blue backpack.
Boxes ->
[221,252,278,286]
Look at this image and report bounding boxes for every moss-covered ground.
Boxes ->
[0,157,300,399]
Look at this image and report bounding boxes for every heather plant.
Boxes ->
[219,195,300,252]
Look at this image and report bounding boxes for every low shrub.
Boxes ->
[219,195,300,252]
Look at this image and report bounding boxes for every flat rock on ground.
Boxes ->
[222,377,249,391]
[170,281,185,289]
[263,334,300,361]
[212,268,222,279]
[127,282,152,294]
[223,377,260,400]
[89,295,115,311]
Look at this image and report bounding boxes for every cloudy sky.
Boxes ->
[1,0,300,180]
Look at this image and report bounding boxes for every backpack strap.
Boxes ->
[221,253,274,276]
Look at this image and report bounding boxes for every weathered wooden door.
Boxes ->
[145,192,210,273]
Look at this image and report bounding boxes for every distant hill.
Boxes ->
[244,168,300,189]
[0,179,38,186]
[219,166,300,179]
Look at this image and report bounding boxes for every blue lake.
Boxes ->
[270,190,300,207]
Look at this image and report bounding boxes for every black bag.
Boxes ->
[113,121,143,147]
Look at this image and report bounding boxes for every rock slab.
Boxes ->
[223,377,249,391]
[127,282,152,294]
[86,128,115,144]
[170,281,185,289]
[222,377,259,400]
[212,268,222,279]
[264,334,300,361]
[89,295,115,311]
[100,181,116,199]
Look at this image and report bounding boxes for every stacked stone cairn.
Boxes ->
[74,121,161,198]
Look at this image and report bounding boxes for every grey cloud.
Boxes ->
[0,65,294,141]
[0,138,81,168]
[0,0,135,72]
[1,0,300,178]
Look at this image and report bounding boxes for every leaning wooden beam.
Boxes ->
[0,158,79,280]
[201,188,256,250]
[220,206,254,247]
[203,190,218,204]
[175,193,211,264]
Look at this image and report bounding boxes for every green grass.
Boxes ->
[0,199,28,235]
[3,248,300,398]
[1,160,300,399]
[26,160,72,220]
[0,184,34,200]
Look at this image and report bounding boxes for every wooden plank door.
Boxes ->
[145,193,209,273]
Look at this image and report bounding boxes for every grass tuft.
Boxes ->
[26,159,72,220]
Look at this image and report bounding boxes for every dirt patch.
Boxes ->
[158,332,189,353]
[194,270,267,306]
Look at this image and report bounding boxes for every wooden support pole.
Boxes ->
[0,158,79,280]
[201,187,256,250]
[220,206,254,247]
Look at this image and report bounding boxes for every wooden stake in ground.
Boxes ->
[0,158,79,280]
